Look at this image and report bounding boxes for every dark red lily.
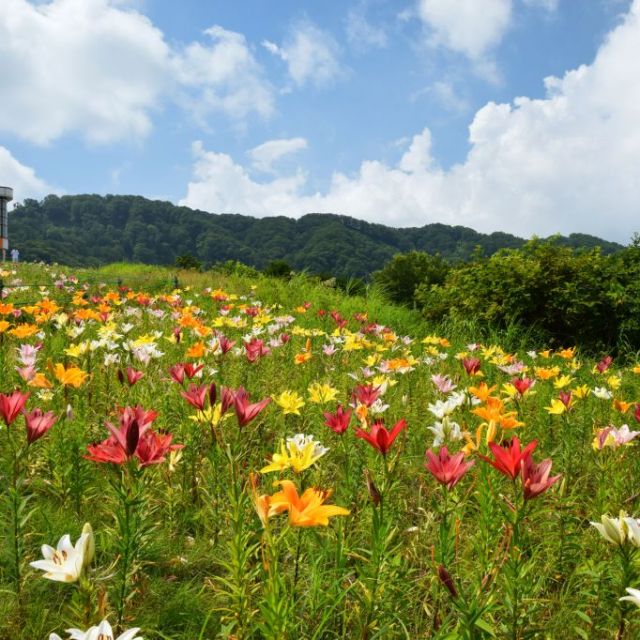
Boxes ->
[481,437,538,480]
[0,390,29,426]
[86,405,181,466]
[521,453,561,500]
[425,446,475,490]
[559,391,572,408]
[462,357,481,375]
[324,405,352,435]
[634,403,640,423]
[24,408,57,444]
[355,418,407,456]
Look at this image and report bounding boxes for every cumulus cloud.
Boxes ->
[181,0,640,243]
[0,0,273,145]
[172,26,274,122]
[248,138,308,173]
[0,147,57,200]
[262,21,343,88]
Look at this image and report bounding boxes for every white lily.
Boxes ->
[65,619,143,640]
[621,587,640,608]
[590,513,640,547]
[30,526,93,582]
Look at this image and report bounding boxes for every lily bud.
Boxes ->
[81,522,95,568]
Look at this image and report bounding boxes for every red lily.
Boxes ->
[324,405,352,435]
[244,338,270,363]
[521,453,561,500]
[351,384,380,407]
[511,377,534,396]
[135,429,183,467]
[184,363,204,379]
[169,364,186,384]
[220,386,237,414]
[634,403,640,423]
[481,437,538,480]
[330,310,348,329]
[180,384,213,411]
[231,386,271,427]
[355,418,407,456]
[462,357,481,375]
[24,408,57,444]
[558,391,572,408]
[597,355,613,373]
[125,367,144,386]
[217,333,235,354]
[169,362,204,384]
[86,405,181,466]
[0,390,29,426]
[425,446,475,490]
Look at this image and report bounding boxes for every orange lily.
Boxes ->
[269,480,349,527]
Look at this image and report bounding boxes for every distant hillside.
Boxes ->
[9,194,623,276]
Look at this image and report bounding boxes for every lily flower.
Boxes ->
[60,619,142,640]
[351,383,381,407]
[355,418,407,456]
[520,453,561,500]
[0,390,29,426]
[29,526,94,583]
[324,405,352,434]
[461,357,482,376]
[424,446,474,490]
[268,480,349,527]
[620,587,640,608]
[180,383,215,411]
[24,408,57,444]
[481,437,538,480]
[273,390,305,415]
[590,513,640,547]
[232,387,271,427]
[511,377,534,396]
[260,434,329,474]
[124,367,144,386]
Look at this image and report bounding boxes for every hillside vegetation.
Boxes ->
[10,194,622,275]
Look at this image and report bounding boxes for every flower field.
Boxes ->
[2,263,640,639]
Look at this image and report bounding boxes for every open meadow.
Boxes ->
[1,262,640,639]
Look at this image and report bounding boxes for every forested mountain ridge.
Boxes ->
[9,194,623,276]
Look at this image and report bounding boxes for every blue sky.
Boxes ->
[1,0,639,242]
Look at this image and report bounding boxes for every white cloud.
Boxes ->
[416,0,512,78]
[345,7,388,51]
[262,21,343,88]
[0,0,273,145]
[181,141,307,214]
[248,138,308,173]
[181,0,640,243]
[173,26,274,122]
[0,147,57,200]
[427,80,470,113]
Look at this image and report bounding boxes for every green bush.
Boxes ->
[415,239,638,352]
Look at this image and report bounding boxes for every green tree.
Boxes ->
[373,251,449,305]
